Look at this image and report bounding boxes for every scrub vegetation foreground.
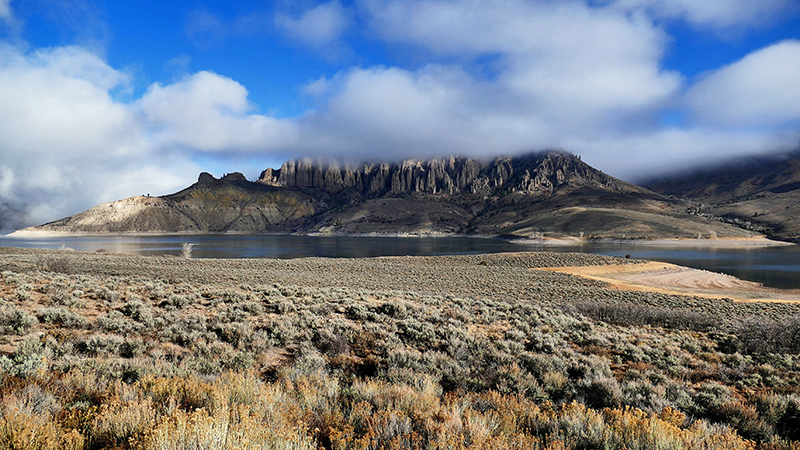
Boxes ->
[1,247,800,449]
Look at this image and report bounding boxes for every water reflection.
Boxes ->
[1,234,798,289]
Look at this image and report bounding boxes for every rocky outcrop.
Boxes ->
[258,151,635,196]
[196,172,249,186]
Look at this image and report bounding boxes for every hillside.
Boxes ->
[17,151,757,239]
[18,172,325,234]
[644,151,800,241]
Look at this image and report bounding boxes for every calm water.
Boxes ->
[1,234,799,289]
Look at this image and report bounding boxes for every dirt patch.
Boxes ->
[537,262,800,303]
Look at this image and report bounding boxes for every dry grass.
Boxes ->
[0,370,771,450]
[0,248,799,448]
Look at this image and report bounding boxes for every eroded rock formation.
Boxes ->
[258,152,627,196]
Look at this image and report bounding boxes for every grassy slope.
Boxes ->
[644,152,800,241]
[1,248,800,448]
[27,183,325,234]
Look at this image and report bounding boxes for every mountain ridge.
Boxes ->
[15,151,759,239]
[256,152,642,197]
[644,150,800,241]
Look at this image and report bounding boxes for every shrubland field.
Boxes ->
[1,247,800,449]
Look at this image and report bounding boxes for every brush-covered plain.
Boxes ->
[1,247,800,449]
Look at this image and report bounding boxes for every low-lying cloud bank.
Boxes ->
[1,0,799,229]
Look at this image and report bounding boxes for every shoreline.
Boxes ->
[587,236,793,248]
[4,230,793,248]
[1,246,796,302]
[499,235,794,248]
[5,229,471,238]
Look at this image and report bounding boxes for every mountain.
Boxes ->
[20,172,326,234]
[16,151,757,239]
[644,151,800,241]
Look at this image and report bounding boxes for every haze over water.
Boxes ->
[1,235,799,290]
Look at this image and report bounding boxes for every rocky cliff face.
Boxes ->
[258,152,631,196]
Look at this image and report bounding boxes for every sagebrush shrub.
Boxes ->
[0,305,38,335]
[37,307,88,328]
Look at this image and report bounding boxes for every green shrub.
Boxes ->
[36,307,88,328]
[97,310,142,334]
[0,305,38,335]
[0,338,46,378]
[579,376,622,409]
[120,299,153,326]
[81,334,125,356]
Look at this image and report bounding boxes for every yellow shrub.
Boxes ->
[0,410,84,450]
[90,398,155,448]
[141,405,315,450]
[135,374,216,414]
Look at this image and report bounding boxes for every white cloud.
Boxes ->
[686,40,800,127]
[0,45,314,228]
[0,45,200,227]
[606,0,795,30]
[362,0,681,130]
[0,45,135,160]
[275,1,351,47]
[294,60,798,179]
[302,75,333,97]
[137,71,298,153]
[0,0,11,21]
[278,0,686,164]
[300,66,484,154]
[299,0,798,174]
[0,166,13,198]
[3,1,800,229]
[566,128,800,181]
[296,64,561,158]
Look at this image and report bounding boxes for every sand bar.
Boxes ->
[538,262,800,303]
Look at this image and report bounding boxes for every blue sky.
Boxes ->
[1,0,799,228]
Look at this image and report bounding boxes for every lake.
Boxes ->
[1,234,799,289]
